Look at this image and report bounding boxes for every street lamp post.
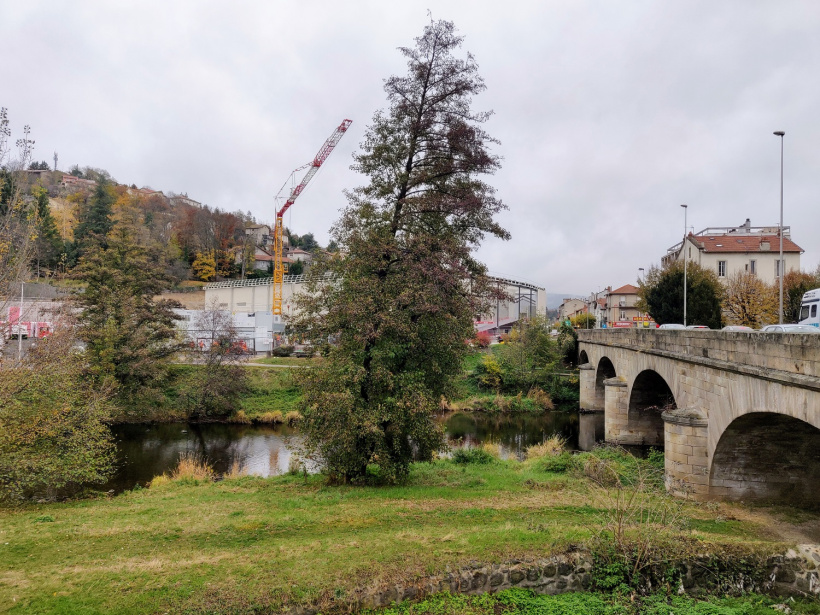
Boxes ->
[680,204,688,326]
[774,131,785,324]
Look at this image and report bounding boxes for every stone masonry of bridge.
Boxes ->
[577,329,820,505]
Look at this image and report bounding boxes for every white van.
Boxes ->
[798,288,820,327]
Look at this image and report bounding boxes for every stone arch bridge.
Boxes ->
[578,329,820,506]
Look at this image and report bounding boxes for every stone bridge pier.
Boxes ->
[578,329,820,505]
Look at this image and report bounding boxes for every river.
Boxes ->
[103,409,605,493]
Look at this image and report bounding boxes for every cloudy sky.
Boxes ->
[2,1,819,296]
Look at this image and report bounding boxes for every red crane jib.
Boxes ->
[276,118,352,218]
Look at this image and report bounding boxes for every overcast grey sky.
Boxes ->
[2,1,819,295]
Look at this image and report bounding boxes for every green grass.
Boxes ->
[0,455,793,615]
[239,367,302,416]
[247,356,323,367]
[368,589,820,614]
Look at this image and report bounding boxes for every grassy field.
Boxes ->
[239,367,302,417]
[0,450,805,615]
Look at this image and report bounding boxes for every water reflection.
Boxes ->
[578,412,605,452]
[104,407,605,493]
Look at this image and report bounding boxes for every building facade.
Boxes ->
[662,220,802,285]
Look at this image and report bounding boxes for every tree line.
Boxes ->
[637,261,820,329]
[8,163,331,284]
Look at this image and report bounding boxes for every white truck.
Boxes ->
[798,288,820,327]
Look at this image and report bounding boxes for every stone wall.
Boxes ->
[285,549,820,614]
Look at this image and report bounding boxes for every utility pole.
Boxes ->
[774,131,785,324]
[681,204,688,327]
[17,282,24,361]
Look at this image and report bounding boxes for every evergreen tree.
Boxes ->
[71,178,114,261]
[75,227,181,415]
[31,185,64,275]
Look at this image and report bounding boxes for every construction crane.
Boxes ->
[272,118,352,316]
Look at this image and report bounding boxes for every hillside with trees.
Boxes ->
[7,161,330,285]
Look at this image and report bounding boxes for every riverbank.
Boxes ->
[2,448,817,614]
[138,350,576,424]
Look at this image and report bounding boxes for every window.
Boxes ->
[800,305,811,321]
[718,261,727,277]
[750,260,756,275]
[775,259,783,278]
[620,310,626,320]
[813,305,818,319]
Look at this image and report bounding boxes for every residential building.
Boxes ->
[662,219,802,285]
[605,284,653,328]
[245,224,272,248]
[60,174,97,190]
[169,193,202,208]
[287,248,313,265]
[558,298,586,322]
[582,287,611,328]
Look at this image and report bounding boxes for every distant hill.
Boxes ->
[546,293,585,309]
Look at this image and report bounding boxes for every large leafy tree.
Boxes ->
[0,322,115,502]
[638,261,724,329]
[294,19,509,483]
[75,227,181,415]
[723,271,777,328]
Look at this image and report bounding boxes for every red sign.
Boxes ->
[611,321,633,328]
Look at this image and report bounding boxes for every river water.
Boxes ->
[104,409,605,493]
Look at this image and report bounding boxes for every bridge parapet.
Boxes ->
[578,329,820,379]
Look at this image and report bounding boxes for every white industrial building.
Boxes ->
[202,275,546,344]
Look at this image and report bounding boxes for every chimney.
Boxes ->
[760,239,770,251]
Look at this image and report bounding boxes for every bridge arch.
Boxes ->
[578,349,589,365]
[594,357,616,411]
[627,370,676,446]
[710,413,820,507]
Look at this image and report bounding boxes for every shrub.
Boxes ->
[473,331,491,348]
[271,345,294,357]
[452,447,496,465]
[474,355,503,390]
[170,452,214,482]
[526,434,565,460]
[149,474,171,488]
[257,410,284,424]
[481,442,501,459]
[231,410,251,424]
[541,452,575,473]
[527,386,554,410]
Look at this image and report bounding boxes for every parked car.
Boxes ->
[658,324,686,330]
[722,325,754,332]
[685,325,710,330]
[760,324,820,334]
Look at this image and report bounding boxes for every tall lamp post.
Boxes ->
[681,204,688,326]
[774,131,785,324]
